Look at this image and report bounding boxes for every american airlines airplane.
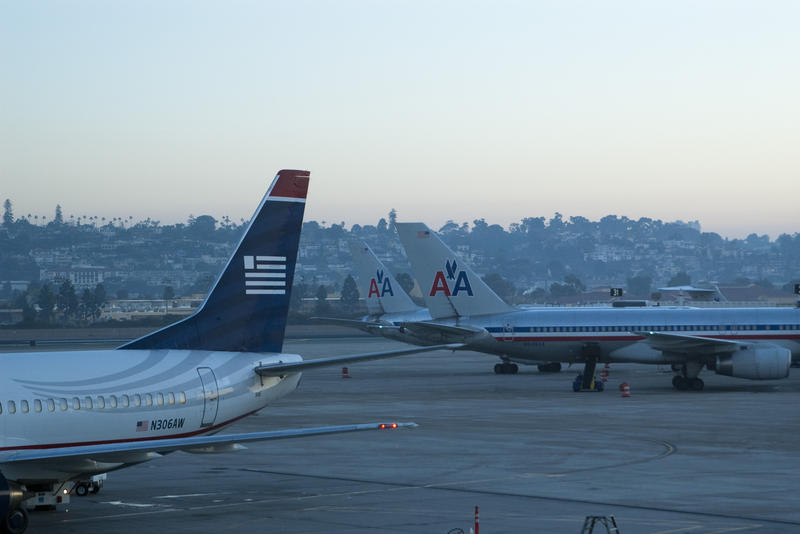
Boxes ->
[313,241,432,345]
[0,172,455,534]
[395,222,800,391]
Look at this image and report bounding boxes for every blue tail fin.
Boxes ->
[119,169,310,353]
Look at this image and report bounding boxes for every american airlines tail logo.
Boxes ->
[430,259,473,297]
[368,269,394,298]
[244,255,287,295]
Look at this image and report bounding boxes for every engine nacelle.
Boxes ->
[715,346,791,380]
[0,472,26,522]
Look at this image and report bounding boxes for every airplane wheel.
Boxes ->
[510,364,519,374]
[595,380,604,392]
[549,362,562,373]
[690,378,704,391]
[91,483,101,494]
[3,507,29,534]
[537,364,545,372]
[75,483,89,497]
[494,363,503,374]
[673,376,689,391]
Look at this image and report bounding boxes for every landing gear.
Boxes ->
[73,475,104,497]
[672,363,705,391]
[537,362,562,373]
[493,362,518,374]
[572,344,604,392]
[2,507,29,534]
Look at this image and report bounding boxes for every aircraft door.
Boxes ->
[502,322,514,342]
[197,367,219,427]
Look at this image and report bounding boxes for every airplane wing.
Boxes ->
[310,316,404,335]
[256,343,462,376]
[0,422,417,471]
[397,322,492,344]
[636,331,742,355]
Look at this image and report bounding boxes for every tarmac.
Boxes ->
[10,336,800,533]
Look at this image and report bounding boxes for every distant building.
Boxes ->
[40,265,105,290]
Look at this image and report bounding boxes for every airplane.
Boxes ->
[394,222,800,391]
[313,241,433,345]
[0,171,458,534]
[315,242,562,373]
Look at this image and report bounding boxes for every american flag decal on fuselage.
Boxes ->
[244,255,287,295]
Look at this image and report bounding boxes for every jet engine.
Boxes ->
[715,346,791,380]
[0,473,27,534]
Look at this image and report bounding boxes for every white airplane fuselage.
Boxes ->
[437,306,800,364]
[0,349,301,482]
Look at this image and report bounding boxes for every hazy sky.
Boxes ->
[1,1,798,239]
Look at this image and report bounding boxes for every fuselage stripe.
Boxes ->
[0,410,259,452]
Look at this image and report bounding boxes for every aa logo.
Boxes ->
[430,259,473,297]
[368,269,394,298]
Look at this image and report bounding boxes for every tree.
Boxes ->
[626,274,652,297]
[163,285,175,301]
[563,274,586,293]
[3,199,13,226]
[94,283,106,309]
[340,275,360,312]
[37,284,56,323]
[388,208,397,229]
[667,271,691,286]
[54,204,64,225]
[57,280,79,321]
[314,284,330,315]
[483,273,516,301]
[395,272,415,295]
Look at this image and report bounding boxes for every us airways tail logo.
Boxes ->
[244,255,287,295]
[368,269,394,298]
[430,259,473,297]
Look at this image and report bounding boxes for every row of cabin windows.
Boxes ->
[0,391,187,415]
[521,324,800,333]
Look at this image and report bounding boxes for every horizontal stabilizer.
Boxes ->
[255,343,462,376]
[398,321,492,344]
[310,316,403,334]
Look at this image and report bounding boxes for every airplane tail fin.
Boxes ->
[119,170,310,353]
[395,222,513,320]
[349,241,418,316]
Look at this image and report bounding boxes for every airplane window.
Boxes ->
[157,393,164,406]
[20,400,29,413]
[0,401,3,414]
[72,397,80,410]
[47,399,55,412]
[96,396,105,409]
[145,394,153,407]
[133,394,141,407]
[109,395,118,408]
[59,398,68,411]
[167,393,175,405]
[121,395,130,408]
[34,399,42,413]
[8,401,16,414]
[84,397,93,410]
[178,392,187,404]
